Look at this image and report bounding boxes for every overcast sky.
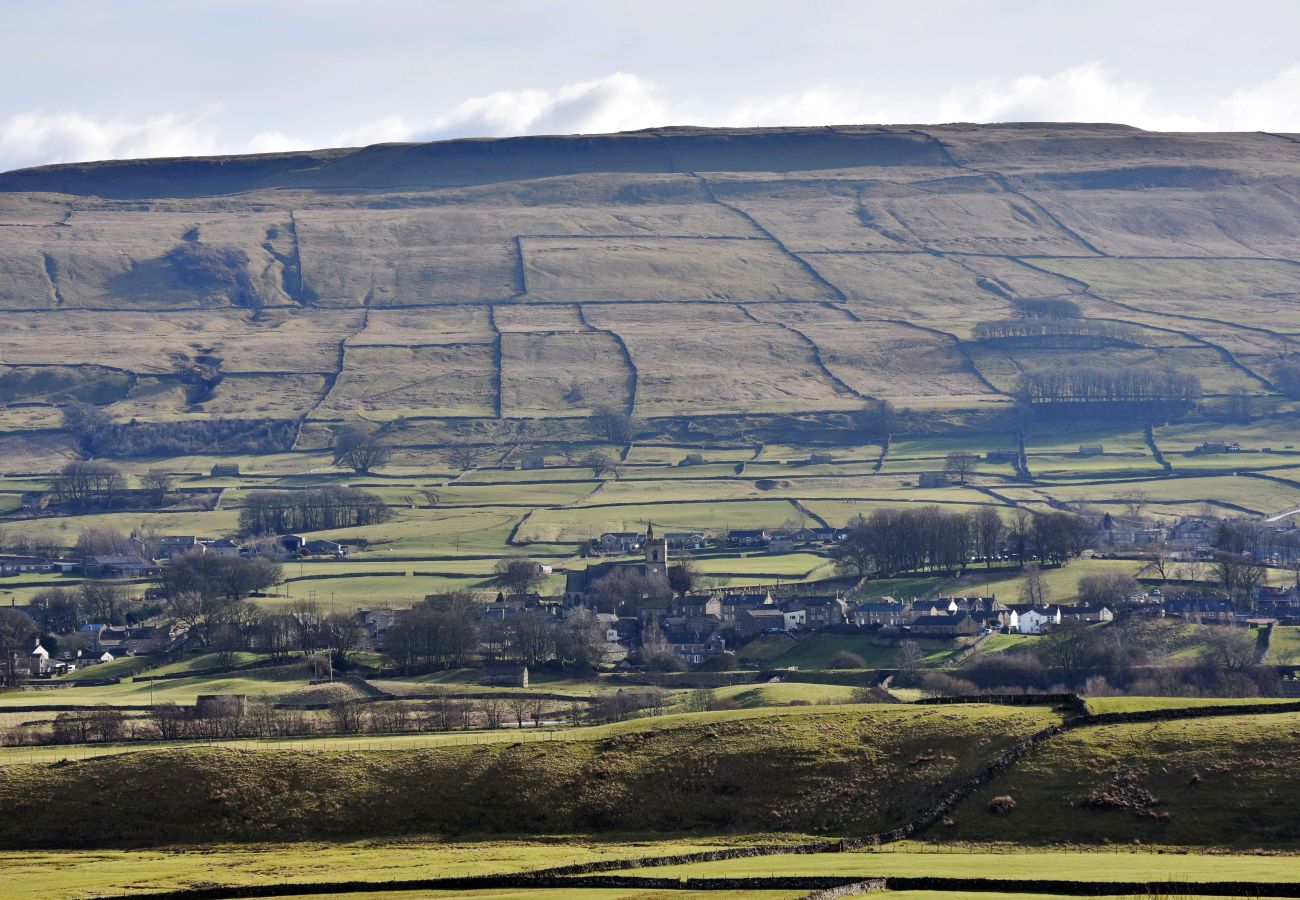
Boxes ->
[3,0,1300,172]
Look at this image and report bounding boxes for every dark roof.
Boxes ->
[855,601,904,612]
[913,613,972,626]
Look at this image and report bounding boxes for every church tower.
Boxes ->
[644,521,668,578]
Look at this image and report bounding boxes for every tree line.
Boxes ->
[972,318,1142,347]
[834,506,1093,577]
[62,403,295,458]
[383,591,608,674]
[238,486,390,535]
[1019,366,1201,406]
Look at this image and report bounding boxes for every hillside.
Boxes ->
[0,706,1055,847]
[0,123,1296,464]
[2,704,1299,850]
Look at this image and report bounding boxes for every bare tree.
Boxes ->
[141,470,174,505]
[1213,551,1266,609]
[943,451,979,485]
[0,608,36,687]
[1018,564,1049,606]
[445,445,483,473]
[1120,490,1148,520]
[494,554,546,595]
[331,425,393,474]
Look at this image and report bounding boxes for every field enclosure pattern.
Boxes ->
[0,124,1297,449]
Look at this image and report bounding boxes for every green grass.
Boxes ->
[949,711,1300,847]
[621,841,1300,881]
[768,634,963,669]
[1083,695,1285,713]
[57,653,158,682]
[942,558,1148,606]
[970,633,1037,656]
[0,705,1059,845]
[1266,625,1300,664]
[709,682,858,707]
[0,836,783,899]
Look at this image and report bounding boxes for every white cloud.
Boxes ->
[0,110,220,171]
[5,63,1300,171]
[245,130,312,154]
[331,72,672,146]
[1215,65,1300,131]
[931,63,1210,130]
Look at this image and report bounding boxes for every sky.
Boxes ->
[3,0,1300,172]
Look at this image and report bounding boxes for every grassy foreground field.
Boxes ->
[12,838,1300,900]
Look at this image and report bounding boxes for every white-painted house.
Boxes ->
[1009,607,1062,635]
[28,640,50,676]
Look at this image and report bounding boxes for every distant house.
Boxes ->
[1164,597,1236,623]
[807,453,834,465]
[665,630,726,666]
[83,555,160,579]
[0,555,57,576]
[28,640,50,676]
[596,532,643,554]
[784,595,848,628]
[767,532,796,553]
[1077,445,1105,457]
[664,532,707,550]
[279,534,306,554]
[1010,607,1061,635]
[1191,441,1241,455]
[157,536,200,559]
[719,591,774,625]
[519,456,547,471]
[202,537,242,558]
[727,529,769,547]
[853,600,909,627]
[355,609,399,650]
[210,464,241,477]
[1059,605,1114,625]
[738,607,788,636]
[911,613,977,636]
[674,593,722,618]
[918,472,952,488]
[479,665,529,688]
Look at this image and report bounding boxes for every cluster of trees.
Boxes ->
[587,559,700,614]
[62,403,295,458]
[331,425,393,474]
[834,506,1093,577]
[166,241,261,309]
[0,607,36,686]
[1020,366,1201,407]
[1012,297,1082,319]
[592,405,641,444]
[972,319,1141,347]
[238,486,390,535]
[927,618,1277,698]
[29,581,141,632]
[383,591,609,674]
[50,461,127,510]
[258,600,364,666]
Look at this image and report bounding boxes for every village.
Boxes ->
[6,505,1299,687]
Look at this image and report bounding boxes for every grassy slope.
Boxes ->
[947,711,1300,847]
[0,706,1055,847]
